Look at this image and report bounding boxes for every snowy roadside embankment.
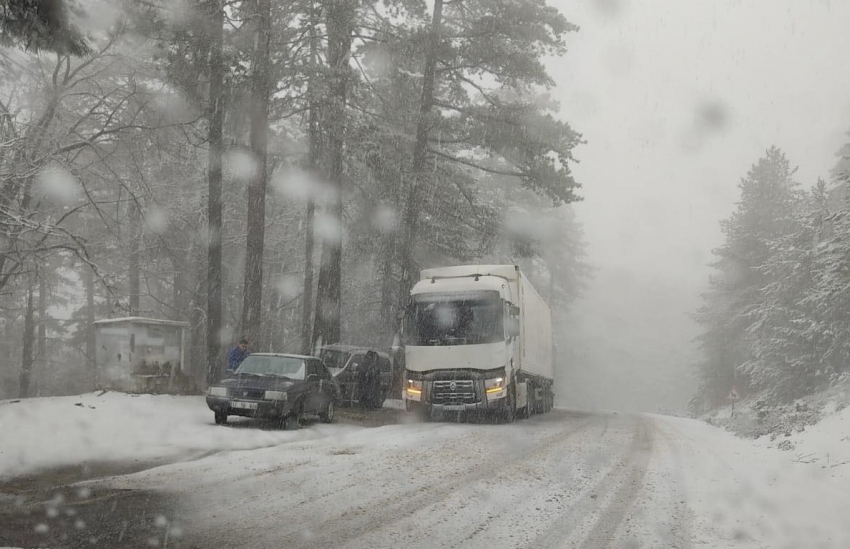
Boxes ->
[653,413,850,548]
[0,392,360,480]
[701,382,849,452]
[752,403,850,470]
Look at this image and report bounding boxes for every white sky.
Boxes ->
[554,0,850,282]
[547,0,850,411]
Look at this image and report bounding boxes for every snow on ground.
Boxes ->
[98,410,850,548]
[0,392,363,480]
[653,413,850,548]
[753,402,850,470]
[4,392,850,547]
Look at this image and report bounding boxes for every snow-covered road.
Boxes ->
[3,394,850,548]
[92,412,850,548]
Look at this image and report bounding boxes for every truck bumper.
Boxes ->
[430,397,509,413]
[403,368,511,413]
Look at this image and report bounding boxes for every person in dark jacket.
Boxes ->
[227,338,250,373]
[356,350,382,409]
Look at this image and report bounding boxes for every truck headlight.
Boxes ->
[264,390,287,401]
[405,379,422,402]
[208,386,227,397]
[485,377,507,400]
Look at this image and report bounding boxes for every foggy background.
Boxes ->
[3,0,850,415]
[553,0,850,413]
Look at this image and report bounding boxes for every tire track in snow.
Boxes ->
[528,415,652,549]
[575,417,652,548]
[640,421,694,549]
[442,413,618,549]
[294,414,602,549]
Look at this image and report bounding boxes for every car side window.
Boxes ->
[318,363,332,380]
[307,361,319,378]
[348,354,364,371]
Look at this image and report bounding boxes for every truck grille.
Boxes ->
[431,380,477,405]
[230,388,264,400]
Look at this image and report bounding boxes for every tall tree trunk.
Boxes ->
[313,0,354,348]
[19,285,35,398]
[191,242,208,386]
[37,272,47,394]
[84,265,96,374]
[397,0,443,310]
[379,233,399,342]
[128,201,141,314]
[302,200,316,353]
[205,0,225,386]
[301,1,320,355]
[241,0,272,344]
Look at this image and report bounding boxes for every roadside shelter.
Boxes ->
[94,317,190,393]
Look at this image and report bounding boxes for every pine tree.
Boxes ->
[695,146,801,405]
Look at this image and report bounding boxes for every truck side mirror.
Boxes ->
[506,317,520,338]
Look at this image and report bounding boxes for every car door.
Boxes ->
[305,360,322,412]
[317,362,336,409]
[343,353,365,403]
[378,355,392,395]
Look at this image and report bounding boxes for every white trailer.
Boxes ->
[401,265,554,421]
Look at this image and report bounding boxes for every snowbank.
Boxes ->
[653,413,850,547]
[754,403,850,469]
[0,392,359,480]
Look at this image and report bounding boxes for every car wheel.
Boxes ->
[214,411,228,425]
[320,401,335,423]
[284,403,303,430]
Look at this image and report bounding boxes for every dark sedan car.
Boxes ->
[206,353,339,429]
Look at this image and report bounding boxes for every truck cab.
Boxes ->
[401,265,553,422]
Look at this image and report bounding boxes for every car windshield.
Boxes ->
[235,356,305,380]
[319,349,348,376]
[405,292,504,346]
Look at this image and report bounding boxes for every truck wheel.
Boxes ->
[214,411,228,425]
[420,405,432,422]
[500,384,516,424]
[407,402,431,422]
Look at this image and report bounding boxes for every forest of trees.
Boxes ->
[694,144,850,410]
[0,0,588,398]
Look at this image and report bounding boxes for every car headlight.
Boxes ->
[208,386,227,397]
[264,390,287,401]
[405,379,422,401]
[485,377,507,400]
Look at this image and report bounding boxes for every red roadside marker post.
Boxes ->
[727,385,740,416]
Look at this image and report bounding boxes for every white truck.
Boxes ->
[401,265,554,422]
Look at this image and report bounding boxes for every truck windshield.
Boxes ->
[406,293,504,346]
